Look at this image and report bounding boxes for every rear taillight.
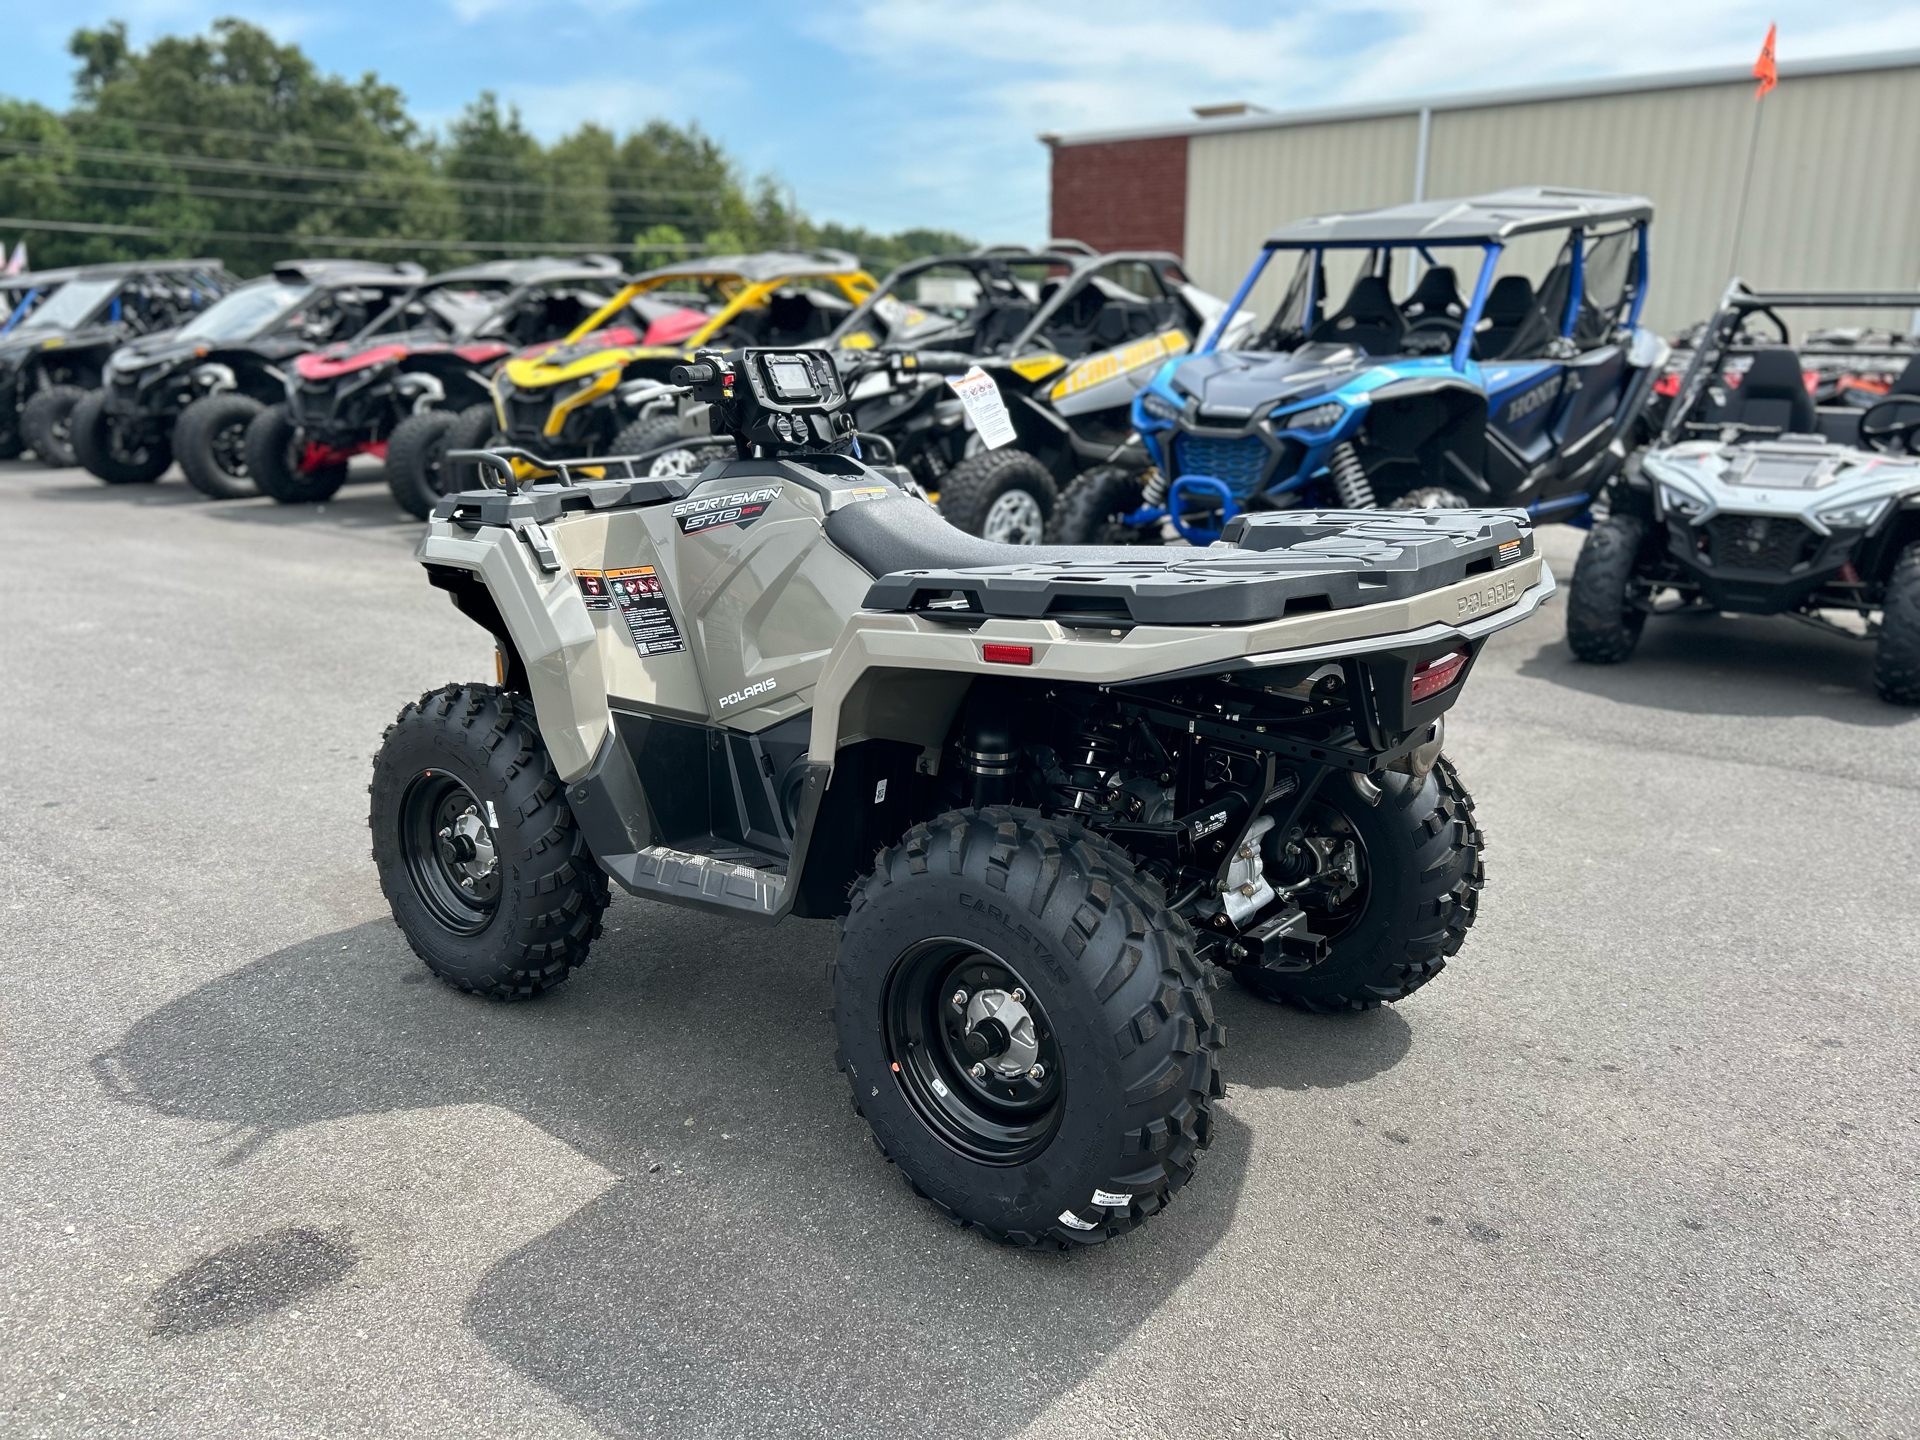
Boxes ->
[1411,649,1468,702]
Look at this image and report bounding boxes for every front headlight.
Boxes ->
[1277,400,1344,433]
[1659,483,1707,519]
[1815,496,1892,531]
[1138,391,1182,424]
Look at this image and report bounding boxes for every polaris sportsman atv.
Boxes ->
[404,252,875,517]
[827,248,1250,543]
[78,260,421,494]
[371,343,1552,1247]
[1092,188,1662,547]
[248,255,626,504]
[0,259,237,466]
[1569,284,1920,703]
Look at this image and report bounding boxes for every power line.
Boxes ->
[0,136,742,203]
[0,214,711,255]
[7,170,710,225]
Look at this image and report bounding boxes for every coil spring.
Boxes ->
[1328,442,1377,509]
[1058,724,1125,811]
[1141,465,1168,506]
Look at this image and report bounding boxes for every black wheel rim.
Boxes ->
[398,769,501,934]
[212,419,249,477]
[883,939,1064,1166]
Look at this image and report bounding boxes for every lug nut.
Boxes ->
[1010,988,1025,1004]
[951,989,967,1009]
[969,1063,987,1080]
[1028,1064,1046,1082]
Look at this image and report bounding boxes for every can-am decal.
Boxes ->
[673,485,781,535]
[717,678,777,710]
[1050,329,1188,401]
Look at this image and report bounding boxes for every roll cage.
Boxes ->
[354,257,628,348]
[1205,187,1652,371]
[565,252,876,353]
[0,259,235,338]
[1659,283,1920,446]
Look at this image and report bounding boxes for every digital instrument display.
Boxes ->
[764,355,819,401]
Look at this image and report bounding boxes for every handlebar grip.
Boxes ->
[670,362,716,386]
[899,350,977,374]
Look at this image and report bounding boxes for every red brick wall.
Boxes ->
[1048,135,1188,257]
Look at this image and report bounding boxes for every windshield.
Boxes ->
[177,280,312,342]
[14,276,120,332]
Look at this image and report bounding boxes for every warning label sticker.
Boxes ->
[574,569,614,610]
[603,566,687,657]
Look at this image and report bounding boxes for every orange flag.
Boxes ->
[1753,23,1778,98]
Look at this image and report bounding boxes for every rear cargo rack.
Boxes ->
[446,440,739,495]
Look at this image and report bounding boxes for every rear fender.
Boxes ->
[1357,378,1490,499]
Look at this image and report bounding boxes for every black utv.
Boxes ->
[0,259,238,466]
[247,256,627,504]
[79,260,422,493]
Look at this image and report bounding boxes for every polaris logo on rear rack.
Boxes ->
[673,486,782,534]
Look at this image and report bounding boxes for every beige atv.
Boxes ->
[370,346,1553,1248]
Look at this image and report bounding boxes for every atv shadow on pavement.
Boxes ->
[1520,615,1919,726]
[91,895,1404,1437]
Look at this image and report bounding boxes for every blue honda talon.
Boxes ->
[1049,187,1664,545]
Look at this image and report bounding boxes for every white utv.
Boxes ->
[370,345,1554,1247]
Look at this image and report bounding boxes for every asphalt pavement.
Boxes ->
[1,460,1914,1440]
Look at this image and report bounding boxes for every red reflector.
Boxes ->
[982,643,1033,666]
[1411,649,1468,702]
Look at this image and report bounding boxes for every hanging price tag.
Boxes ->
[946,366,1018,450]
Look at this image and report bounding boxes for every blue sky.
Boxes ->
[8,1,1917,242]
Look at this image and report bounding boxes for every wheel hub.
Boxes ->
[962,988,1039,1078]
[437,810,496,888]
[982,490,1045,545]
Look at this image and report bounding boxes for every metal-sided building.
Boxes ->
[1044,50,1920,334]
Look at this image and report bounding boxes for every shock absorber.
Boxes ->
[1327,442,1376,509]
[1056,720,1125,813]
[1141,466,1168,507]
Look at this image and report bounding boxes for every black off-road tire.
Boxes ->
[1567,514,1650,663]
[385,409,460,518]
[834,806,1225,1248]
[937,447,1057,543]
[1233,757,1484,1013]
[370,683,608,998]
[245,402,348,504]
[21,384,88,467]
[1046,464,1148,545]
[174,392,263,499]
[72,389,172,484]
[1872,542,1920,705]
[610,413,733,478]
[439,403,503,493]
[1387,486,1472,509]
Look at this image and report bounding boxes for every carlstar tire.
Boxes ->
[610,414,733,479]
[72,389,172,484]
[1872,542,1920,705]
[1046,464,1148,545]
[1231,757,1484,1012]
[245,402,347,504]
[21,384,88,467]
[937,448,1057,543]
[1566,514,1650,663]
[174,392,264,498]
[370,683,608,998]
[385,409,460,519]
[834,807,1224,1247]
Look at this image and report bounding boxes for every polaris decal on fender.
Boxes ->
[717,678,776,710]
[673,485,781,534]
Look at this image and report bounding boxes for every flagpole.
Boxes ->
[1726,97,1766,282]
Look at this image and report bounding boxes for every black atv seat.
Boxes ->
[1472,275,1534,359]
[1402,266,1462,321]
[1718,347,1817,434]
[836,496,1534,626]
